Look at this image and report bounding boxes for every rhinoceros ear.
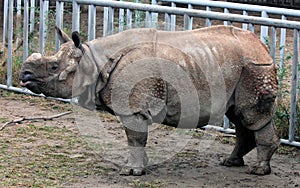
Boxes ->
[71,31,81,48]
[55,26,71,43]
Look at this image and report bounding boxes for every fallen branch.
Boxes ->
[0,111,73,131]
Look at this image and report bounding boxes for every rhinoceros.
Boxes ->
[20,25,280,176]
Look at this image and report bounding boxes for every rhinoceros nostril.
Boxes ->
[20,71,35,82]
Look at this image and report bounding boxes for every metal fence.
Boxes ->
[0,0,299,147]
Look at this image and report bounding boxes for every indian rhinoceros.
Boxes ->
[20,25,280,176]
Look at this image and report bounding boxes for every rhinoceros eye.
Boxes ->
[49,63,59,73]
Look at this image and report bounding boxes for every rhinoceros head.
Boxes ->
[20,26,83,98]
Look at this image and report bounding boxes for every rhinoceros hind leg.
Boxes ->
[247,121,280,175]
[119,114,149,176]
[221,107,256,167]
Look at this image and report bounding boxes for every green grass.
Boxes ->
[0,122,110,187]
[130,179,165,188]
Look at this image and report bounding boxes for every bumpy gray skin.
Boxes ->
[20,26,280,176]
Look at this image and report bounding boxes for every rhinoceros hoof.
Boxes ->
[247,164,271,175]
[120,166,145,176]
[220,157,245,167]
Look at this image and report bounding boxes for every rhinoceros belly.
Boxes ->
[100,35,243,128]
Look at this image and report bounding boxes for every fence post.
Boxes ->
[171,2,176,31]
[88,4,96,41]
[103,7,108,36]
[72,0,80,32]
[164,12,171,31]
[126,9,132,30]
[55,1,64,51]
[289,29,299,142]
[242,10,248,30]
[7,0,13,87]
[30,0,35,51]
[119,1,125,32]
[23,0,29,62]
[224,8,232,26]
[270,26,276,62]
[260,11,269,43]
[184,4,193,30]
[151,0,158,27]
[16,0,22,48]
[2,0,8,53]
[108,7,114,35]
[279,15,287,81]
[39,0,49,54]
[206,6,212,27]
[134,0,141,28]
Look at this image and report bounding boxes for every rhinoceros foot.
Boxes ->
[220,157,245,166]
[120,146,148,176]
[120,166,145,176]
[247,161,271,175]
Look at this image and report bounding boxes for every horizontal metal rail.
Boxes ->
[203,125,300,147]
[57,0,300,29]
[0,84,71,103]
[161,0,300,17]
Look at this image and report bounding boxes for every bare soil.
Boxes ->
[0,91,299,187]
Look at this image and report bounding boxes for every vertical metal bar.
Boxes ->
[270,26,276,63]
[206,6,211,27]
[249,23,255,33]
[126,9,132,30]
[223,8,232,26]
[134,0,140,28]
[29,0,35,51]
[242,10,248,30]
[16,0,22,47]
[23,0,29,62]
[289,29,298,142]
[223,116,230,129]
[103,7,108,36]
[171,2,176,31]
[184,4,193,30]
[39,0,45,54]
[108,7,114,35]
[44,1,49,40]
[260,11,269,43]
[145,11,151,28]
[279,15,287,77]
[72,1,80,32]
[119,3,125,32]
[151,0,158,27]
[30,0,35,34]
[2,0,8,52]
[88,4,96,41]
[17,0,21,14]
[56,1,64,52]
[164,13,171,31]
[7,0,13,87]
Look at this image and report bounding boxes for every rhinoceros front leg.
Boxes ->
[221,108,256,167]
[221,123,256,167]
[248,121,280,175]
[119,114,149,176]
[221,126,256,166]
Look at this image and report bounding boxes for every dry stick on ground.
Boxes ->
[0,111,73,131]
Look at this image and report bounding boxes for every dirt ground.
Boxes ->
[0,91,299,187]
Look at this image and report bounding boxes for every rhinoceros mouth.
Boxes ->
[20,77,44,86]
[20,79,45,94]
